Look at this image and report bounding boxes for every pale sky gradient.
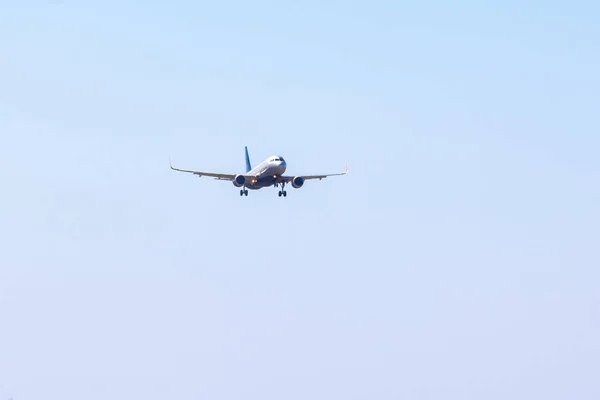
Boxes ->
[1,1,599,399]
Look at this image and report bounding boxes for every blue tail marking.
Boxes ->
[245,146,252,173]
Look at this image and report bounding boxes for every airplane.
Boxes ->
[170,146,348,197]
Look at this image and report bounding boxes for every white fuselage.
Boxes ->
[245,155,287,189]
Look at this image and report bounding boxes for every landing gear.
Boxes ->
[278,182,287,198]
[240,189,248,196]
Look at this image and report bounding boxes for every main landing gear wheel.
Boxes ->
[278,182,287,197]
[240,189,248,196]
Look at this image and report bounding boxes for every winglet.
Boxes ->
[345,161,349,174]
[169,157,174,170]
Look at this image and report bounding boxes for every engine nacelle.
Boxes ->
[292,176,305,189]
[233,174,246,187]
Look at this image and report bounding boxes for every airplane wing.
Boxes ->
[277,162,349,183]
[169,158,238,180]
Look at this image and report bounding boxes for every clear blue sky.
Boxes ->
[1,1,599,399]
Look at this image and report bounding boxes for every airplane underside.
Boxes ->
[246,177,276,190]
[239,176,289,197]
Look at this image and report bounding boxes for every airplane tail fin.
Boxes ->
[245,146,252,173]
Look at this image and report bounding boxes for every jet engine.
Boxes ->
[233,174,246,187]
[292,176,305,189]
